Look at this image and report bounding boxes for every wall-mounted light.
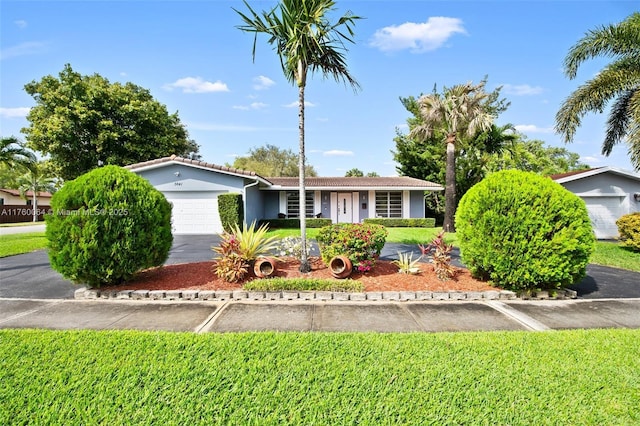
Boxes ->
[174,171,180,177]
[634,193,640,202]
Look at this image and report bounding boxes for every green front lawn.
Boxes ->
[0,232,48,258]
[1,329,638,425]
[592,241,640,271]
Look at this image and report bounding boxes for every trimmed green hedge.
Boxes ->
[616,212,640,252]
[244,277,363,292]
[259,218,332,229]
[456,170,595,292]
[45,166,172,287]
[363,218,436,228]
[218,193,243,233]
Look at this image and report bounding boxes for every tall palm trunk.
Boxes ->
[298,83,311,272]
[32,192,38,222]
[444,134,456,232]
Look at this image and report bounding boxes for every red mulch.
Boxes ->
[99,257,499,293]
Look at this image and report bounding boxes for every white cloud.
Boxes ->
[323,150,354,156]
[581,155,603,164]
[232,102,268,110]
[162,77,229,93]
[253,75,275,91]
[369,17,466,53]
[501,84,544,96]
[515,124,554,133]
[0,107,30,118]
[15,20,27,29]
[283,100,316,108]
[0,41,48,60]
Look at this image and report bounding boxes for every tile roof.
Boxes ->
[124,155,263,179]
[0,188,53,197]
[548,167,601,180]
[266,176,442,189]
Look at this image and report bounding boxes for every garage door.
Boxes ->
[164,192,223,235]
[583,196,625,239]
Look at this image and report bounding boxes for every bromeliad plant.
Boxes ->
[419,231,455,281]
[212,221,279,283]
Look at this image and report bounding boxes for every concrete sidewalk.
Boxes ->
[1,298,639,333]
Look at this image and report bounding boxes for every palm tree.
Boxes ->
[235,0,361,272]
[410,81,495,232]
[17,164,56,222]
[555,12,640,170]
[1,136,36,170]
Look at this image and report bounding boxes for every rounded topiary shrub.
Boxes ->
[46,165,172,287]
[455,170,595,292]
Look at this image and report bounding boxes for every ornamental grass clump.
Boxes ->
[45,166,172,287]
[316,223,388,272]
[455,170,595,292]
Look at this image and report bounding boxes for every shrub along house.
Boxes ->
[551,167,640,239]
[126,155,443,235]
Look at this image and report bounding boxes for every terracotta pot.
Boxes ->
[254,257,277,278]
[329,255,353,279]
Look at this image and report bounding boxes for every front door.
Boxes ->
[337,193,352,223]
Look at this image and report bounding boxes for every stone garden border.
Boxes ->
[74,288,577,301]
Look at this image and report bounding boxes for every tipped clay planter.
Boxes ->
[329,255,353,279]
[254,257,277,278]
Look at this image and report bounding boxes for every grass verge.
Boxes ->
[0,329,638,425]
[244,277,363,292]
[591,241,640,272]
[0,232,48,258]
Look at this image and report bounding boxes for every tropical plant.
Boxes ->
[212,221,280,283]
[391,251,421,274]
[456,170,595,292]
[0,136,36,171]
[419,231,455,281]
[235,0,362,272]
[555,12,640,170]
[16,164,56,222]
[408,80,497,231]
[45,166,173,287]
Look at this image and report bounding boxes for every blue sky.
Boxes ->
[1,0,638,177]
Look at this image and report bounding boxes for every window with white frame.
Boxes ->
[375,191,402,218]
[286,191,314,218]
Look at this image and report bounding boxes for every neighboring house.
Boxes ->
[126,156,443,235]
[0,188,52,206]
[551,167,640,239]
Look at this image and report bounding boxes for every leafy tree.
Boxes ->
[0,136,36,171]
[366,171,380,177]
[231,144,317,176]
[487,137,589,175]
[345,168,364,177]
[22,64,200,180]
[409,80,497,232]
[16,163,56,222]
[235,0,362,272]
[555,12,640,170]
